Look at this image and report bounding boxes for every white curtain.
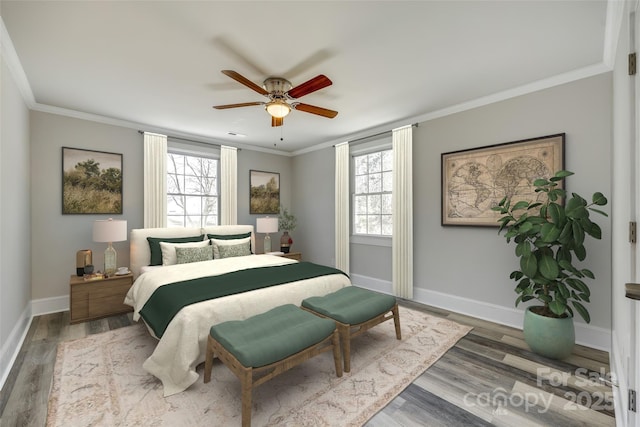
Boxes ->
[335,142,350,274]
[220,145,238,225]
[392,125,413,299]
[143,132,167,228]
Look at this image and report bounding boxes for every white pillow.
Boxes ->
[210,237,251,259]
[159,240,211,266]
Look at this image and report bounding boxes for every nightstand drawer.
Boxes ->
[70,273,133,323]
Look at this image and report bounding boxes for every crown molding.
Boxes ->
[4,1,621,159]
[1,17,36,107]
[29,102,292,156]
[292,61,611,157]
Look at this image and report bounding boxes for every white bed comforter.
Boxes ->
[124,254,350,396]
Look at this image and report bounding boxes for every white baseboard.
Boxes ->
[31,294,69,316]
[610,335,627,427]
[350,273,611,352]
[0,303,32,391]
[0,295,69,391]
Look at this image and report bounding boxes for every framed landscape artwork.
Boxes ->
[62,147,123,214]
[441,133,565,226]
[250,170,280,214]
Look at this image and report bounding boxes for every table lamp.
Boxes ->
[256,217,278,253]
[93,218,127,275]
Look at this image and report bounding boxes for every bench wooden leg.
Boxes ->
[204,335,215,383]
[240,367,253,427]
[331,329,343,378]
[338,322,351,373]
[206,327,340,427]
[392,303,402,340]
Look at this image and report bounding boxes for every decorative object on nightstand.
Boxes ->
[256,216,278,253]
[75,249,92,276]
[278,206,297,253]
[93,218,127,276]
[280,231,293,253]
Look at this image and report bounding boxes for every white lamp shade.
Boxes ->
[256,217,278,234]
[93,219,128,243]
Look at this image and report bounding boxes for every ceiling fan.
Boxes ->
[213,70,338,127]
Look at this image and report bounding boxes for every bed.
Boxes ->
[124,225,351,396]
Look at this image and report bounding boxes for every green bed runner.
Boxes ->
[139,262,347,338]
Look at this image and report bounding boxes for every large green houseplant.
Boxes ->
[492,170,607,358]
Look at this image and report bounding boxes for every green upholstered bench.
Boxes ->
[203,304,342,427]
[301,286,401,372]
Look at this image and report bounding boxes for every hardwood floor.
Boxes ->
[0,301,614,426]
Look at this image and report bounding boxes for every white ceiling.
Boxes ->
[1,1,611,154]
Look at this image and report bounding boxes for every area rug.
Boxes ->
[46,307,471,426]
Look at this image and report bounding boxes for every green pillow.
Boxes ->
[175,246,214,264]
[207,232,252,253]
[147,235,205,266]
[206,232,251,240]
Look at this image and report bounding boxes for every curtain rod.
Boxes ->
[137,130,241,150]
[333,123,419,147]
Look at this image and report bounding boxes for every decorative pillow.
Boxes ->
[217,242,252,259]
[147,235,205,266]
[210,237,251,259]
[207,232,251,240]
[160,240,210,266]
[175,246,214,264]
[207,232,253,253]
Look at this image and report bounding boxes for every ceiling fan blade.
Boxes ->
[293,103,338,118]
[221,70,268,96]
[213,102,264,110]
[287,74,332,99]
[271,116,284,127]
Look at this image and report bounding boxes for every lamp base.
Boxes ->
[104,243,117,276]
[263,234,272,253]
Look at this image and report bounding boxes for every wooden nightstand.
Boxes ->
[69,273,134,324]
[278,252,302,261]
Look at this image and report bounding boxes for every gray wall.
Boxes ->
[238,149,292,253]
[291,147,335,266]
[415,73,612,329]
[30,112,143,300]
[29,111,294,300]
[292,73,612,330]
[1,52,31,375]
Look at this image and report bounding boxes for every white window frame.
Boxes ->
[166,141,221,228]
[350,136,393,247]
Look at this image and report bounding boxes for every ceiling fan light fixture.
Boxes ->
[266,101,291,118]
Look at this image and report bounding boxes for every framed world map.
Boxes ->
[441,134,565,226]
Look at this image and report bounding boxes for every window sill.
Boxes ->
[350,234,392,247]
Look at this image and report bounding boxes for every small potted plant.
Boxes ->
[278,206,297,253]
[492,170,608,359]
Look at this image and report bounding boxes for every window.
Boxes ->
[167,152,219,227]
[353,149,392,236]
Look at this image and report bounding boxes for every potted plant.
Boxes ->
[491,170,608,359]
[278,206,297,253]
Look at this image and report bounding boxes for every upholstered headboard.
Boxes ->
[129,225,255,278]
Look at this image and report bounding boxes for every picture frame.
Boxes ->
[441,133,565,227]
[250,170,280,214]
[62,147,123,214]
